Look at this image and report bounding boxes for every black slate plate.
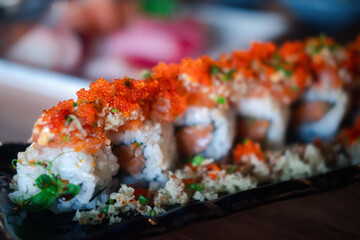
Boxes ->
[0,143,359,240]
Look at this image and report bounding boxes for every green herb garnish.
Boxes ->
[142,71,152,79]
[11,159,18,169]
[210,65,219,75]
[191,154,205,167]
[226,165,237,174]
[216,96,226,105]
[242,138,250,145]
[62,136,70,142]
[276,66,292,77]
[100,205,110,214]
[92,123,98,127]
[125,80,131,88]
[65,115,73,124]
[185,183,203,192]
[73,102,78,108]
[19,174,80,212]
[222,69,235,82]
[148,209,157,217]
[138,195,148,205]
[111,108,119,113]
[109,199,115,205]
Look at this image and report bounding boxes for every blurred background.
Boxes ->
[0,0,360,142]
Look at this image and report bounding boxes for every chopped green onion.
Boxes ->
[216,96,226,105]
[272,53,281,63]
[136,142,143,147]
[92,123,98,127]
[210,65,219,75]
[148,209,157,217]
[242,138,250,145]
[191,154,205,167]
[11,159,18,169]
[62,136,70,142]
[111,108,119,113]
[142,71,152,79]
[276,66,292,77]
[222,69,235,82]
[100,205,109,214]
[226,165,237,174]
[65,115,73,124]
[185,183,203,192]
[124,80,131,88]
[73,102,78,108]
[138,195,148,205]
[109,199,115,205]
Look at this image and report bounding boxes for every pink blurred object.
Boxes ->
[102,18,206,67]
[6,25,82,73]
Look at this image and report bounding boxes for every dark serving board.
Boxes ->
[0,143,359,240]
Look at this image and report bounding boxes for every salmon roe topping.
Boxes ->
[233,139,264,162]
[179,56,214,86]
[41,99,74,132]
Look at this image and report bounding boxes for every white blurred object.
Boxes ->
[0,60,88,142]
[188,3,288,57]
[83,56,140,81]
[6,25,82,73]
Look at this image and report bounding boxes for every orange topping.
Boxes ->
[208,172,217,180]
[233,139,264,162]
[41,99,74,132]
[206,163,220,172]
[179,56,214,86]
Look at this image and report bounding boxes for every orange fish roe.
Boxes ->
[338,117,360,146]
[76,78,160,118]
[152,57,218,110]
[41,99,75,132]
[233,139,264,162]
[151,62,187,120]
[279,41,310,66]
[249,42,277,61]
[30,77,170,153]
[179,56,214,86]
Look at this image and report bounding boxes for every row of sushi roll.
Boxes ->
[74,125,360,225]
[8,34,360,217]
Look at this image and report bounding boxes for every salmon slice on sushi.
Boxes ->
[290,35,353,142]
[220,42,309,148]
[151,57,236,161]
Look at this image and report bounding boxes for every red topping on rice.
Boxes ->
[233,139,264,162]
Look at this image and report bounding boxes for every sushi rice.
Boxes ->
[9,144,119,213]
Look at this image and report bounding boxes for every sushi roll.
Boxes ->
[108,120,177,183]
[9,95,120,212]
[8,77,181,212]
[152,57,236,161]
[220,42,309,148]
[290,35,353,142]
[92,76,184,184]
